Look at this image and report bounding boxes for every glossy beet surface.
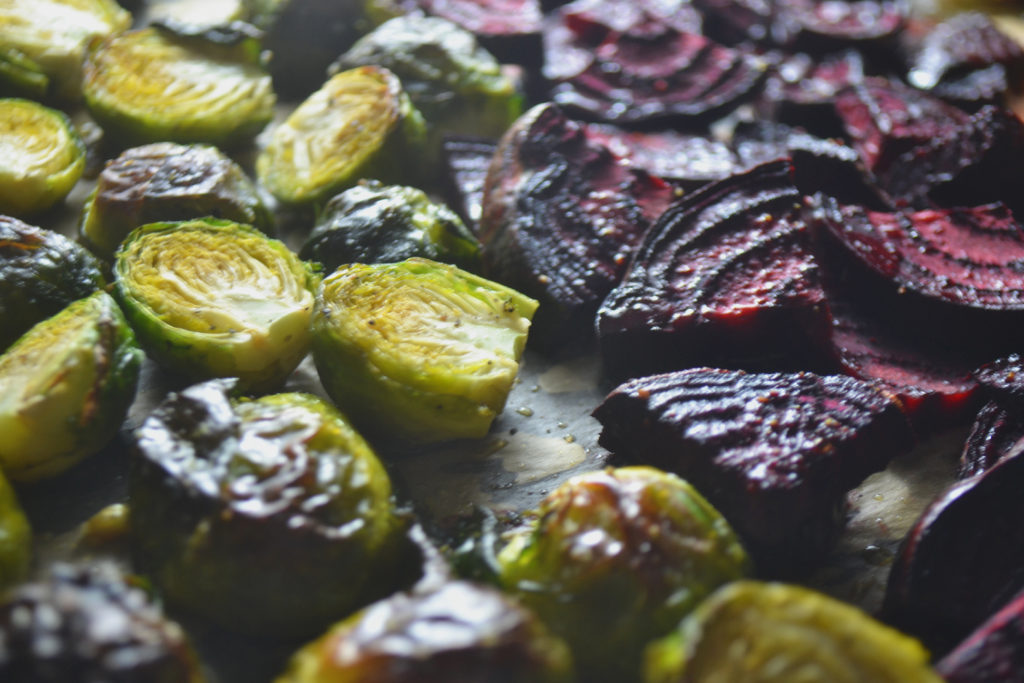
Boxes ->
[973,354,1024,405]
[957,401,1024,479]
[597,160,833,381]
[593,367,914,574]
[908,11,1024,92]
[420,0,544,65]
[936,586,1024,683]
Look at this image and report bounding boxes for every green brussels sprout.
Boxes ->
[0,0,130,101]
[81,142,273,259]
[276,581,575,683]
[131,379,413,637]
[83,25,276,146]
[0,98,85,216]
[113,218,317,392]
[300,180,481,274]
[0,290,142,482]
[0,47,48,99]
[256,66,427,205]
[0,215,105,351]
[644,581,943,683]
[331,15,522,165]
[496,466,751,683]
[0,468,30,590]
[311,257,537,443]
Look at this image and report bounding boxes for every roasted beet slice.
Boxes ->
[597,160,835,381]
[440,135,498,231]
[932,64,1009,108]
[936,586,1024,683]
[479,103,674,351]
[693,0,773,46]
[957,401,1024,479]
[592,367,914,575]
[559,0,703,41]
[421,0,544,66]
[883,441,1024,655]
[908,12,1024,92]
[834,77,970,174]
[974,354,1024,406]
[773,0,906,57]
[760,50,864,137]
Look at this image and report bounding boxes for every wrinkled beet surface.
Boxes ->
[908,12,1024,92]
[957,401,1024,479]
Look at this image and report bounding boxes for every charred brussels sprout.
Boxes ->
[0,469,30,590]
[256,66,427,205]
[0,215,105,351]
[276,581,574,683]
[114,218,317,392]
[0,0,130,100]
[496,466,751,683]
[0,290,141,482]
[0,563,204,682]
[0,99,85,216]
[311,258,537,443]
[131,379,412,637]
[644,581,942,683]
[83,25,275,146]
[81,142,273,259]
[300,180,481,273]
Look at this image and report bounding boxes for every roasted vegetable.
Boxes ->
[81,142,273,259]
[0,468,30,590]
[131,379,412,637]
[496,466,750,683]
[0,47,48,99]
[276,581,574,683]
[0,563,204,682]
[0,0,130,100]
[256,66,426,205]
[0,98,85,216]
[0,215,105,351]
[83,25,275,146]
[300,180,480,274]
[114,218,317,392]
[311,257,537,443]
[0,290,141,482]
[644,581,942,683]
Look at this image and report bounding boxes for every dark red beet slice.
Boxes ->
[973,354,1024,406]
[834,76,970,175]
[936,586,1024,683]
[693,0,773,46]
[883,440,1024,656]
[957,401,1024,479]
[479,103,674,351]
[440,135,498,232]
[908,12,1024,93]
[773,0,906,57]
[559,0,703,42]
[760,50,864,137]
[932,64,1009,108]
[592,367,914,575]
[421,0,543,66]
[596,160,835,381]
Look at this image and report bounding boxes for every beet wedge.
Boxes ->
[597,160,834,381]
[936,585,1024,683]
[593,367,914,575]
[440,135,498,231]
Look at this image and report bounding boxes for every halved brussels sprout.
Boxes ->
[276,581,574,683]
[81,142,273,259]
[0,47,48,99]
[113,218,317,392]
[0,215,105,351]
[256,65,427,205]
[0,99,85,216]
[83,25,276,146]
[131,379,412,637]
[311,257,537,443]
[496,466,751,683]
[0,290,142,482]
[644,581,942,683]
[300,180,481,274]
[0,0,130,100]
[0,468,30,590]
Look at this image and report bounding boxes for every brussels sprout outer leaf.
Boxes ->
[0,290,142,482]
[0,99,85,216]
[0,469,30,590]
[0,48,49,99]
[312,258,537,443]
[114,218,317,392]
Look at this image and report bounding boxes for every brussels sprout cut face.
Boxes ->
[0,99,85,216]
[257,65,426,205]
[115,218,317,391]
[312,257,537,443]
[0,290,142,482]
[83,26,276,146]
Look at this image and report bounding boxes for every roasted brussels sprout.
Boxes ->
[114,218,317,392]
[0,562,204,682]
[496,466,751,683]
[311,257,537,443]
[276,581,574,683]
[0,290,142,482]
[0,0,130,100]
[83,25,276,146]
[81,142,273,259]
[0,468,30,590]
[300,180,481,273]
[131,379,412,637]
[256,66,427,205]
[644,581,942,683]
[0,47,48,99]
[0,98,85,216]
[0,215,105,351]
